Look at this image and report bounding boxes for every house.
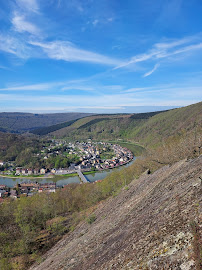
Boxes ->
[40,183,56,189]
[21,168,28,175]
[16,167,22,174]
[0,161,5,166]
[51,168,56,174]
[27,193,34,196]
[0,190,6,197]
[48,188,56,193]
[10,190,17,199]
[21,187,29,195]
[34,169,39,175]
[40,168,47,174]
[28,169,33,175]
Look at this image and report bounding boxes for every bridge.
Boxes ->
[76,170,89,183]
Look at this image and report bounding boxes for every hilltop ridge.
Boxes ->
[0,112,94,133]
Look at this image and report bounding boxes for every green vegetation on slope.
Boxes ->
[50,102,202,150]
[127,102,202,147]
[29,111,166,138]
[0,127,200,269]
[45,110,169,141]
[31,119,78,136]
[0,132,43,165]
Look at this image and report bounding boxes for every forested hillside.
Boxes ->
[36,110,166,138]
[0,112,94,133]
[45,103,202,151]
[0,132,45,166]
[128,101,202,147]
[31,114,132,136]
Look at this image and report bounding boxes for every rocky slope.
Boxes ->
[30,156,202,270]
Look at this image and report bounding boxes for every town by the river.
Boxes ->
[0,158,136,188]
[0,140,135,199]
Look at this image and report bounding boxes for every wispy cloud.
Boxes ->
[0,65,11,71]
[0,80,121,94]
[12,13,40,35]
[0,81,65,91]
[29,40,122,66]
[143,63,160,77]
[92,19,99,26]
[124,85,202,96]
[0,34,31,59]
[0,92,199,109]
[16,0,39,13]
[156,43,202,58]
[115,35,202,70]
[154,36,195,49]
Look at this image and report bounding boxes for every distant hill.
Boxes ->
[31,110,166,137]
[129,101,202,147]
[43,102,201,148]
[31,113,132,136]
[0,112,94,133]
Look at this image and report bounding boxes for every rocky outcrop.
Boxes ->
[30,156,202,270]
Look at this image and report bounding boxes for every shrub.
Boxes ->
[86,214,96,224]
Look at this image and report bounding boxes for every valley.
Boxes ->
[0,102,201,270]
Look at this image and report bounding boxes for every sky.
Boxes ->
[0,0,202,113]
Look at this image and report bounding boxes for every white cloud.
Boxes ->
[156,43,202,58]
[115,35,202,70]
[16,0,39,13]
[12,14,40,35]
[0,93,199,109]
[143,63,160,77]
[92,19,99,26]
[154,36,196,49]
[0,34,31,59]
[0,65,11,70]
[0,80,70,91]
[61,85,95,92]
[0,80,124,96]
[114,52,156,69]
[29,40,122,66]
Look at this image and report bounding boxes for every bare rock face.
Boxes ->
[30,156,202,270]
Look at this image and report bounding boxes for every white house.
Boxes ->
[0,161,5,166]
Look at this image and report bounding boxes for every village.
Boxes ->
[0,141,133,200]
[0,182,56,201]
[0,140,133,176]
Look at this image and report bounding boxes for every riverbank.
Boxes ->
[0,158,136,188]
[0,158,134,180]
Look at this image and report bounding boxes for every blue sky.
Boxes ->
[0,0,202,113]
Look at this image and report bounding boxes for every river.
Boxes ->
[0,158,136,188]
